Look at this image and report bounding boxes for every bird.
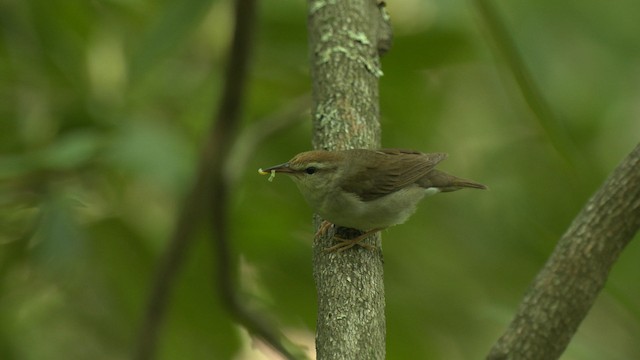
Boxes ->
[259,148,487,252]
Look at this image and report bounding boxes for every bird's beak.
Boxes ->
[258,162,295,175]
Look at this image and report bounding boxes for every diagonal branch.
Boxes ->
[487,142,640,359]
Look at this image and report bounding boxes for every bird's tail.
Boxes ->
[420,169,488,192]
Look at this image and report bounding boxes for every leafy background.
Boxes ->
[1,0,639,359]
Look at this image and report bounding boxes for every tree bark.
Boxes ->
[487,142,640,359]
[306,0,391,358]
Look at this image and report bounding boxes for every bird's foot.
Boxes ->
[315,220,334,238]
[323,228,382,253]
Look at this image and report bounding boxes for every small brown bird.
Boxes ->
[259,148,486,252]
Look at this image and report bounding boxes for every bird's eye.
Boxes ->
[305,167,317,175]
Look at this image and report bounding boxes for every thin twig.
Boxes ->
[207,0,303,357]
[133,0,301,358]
[133,141,212,360]
[473,0,580,166]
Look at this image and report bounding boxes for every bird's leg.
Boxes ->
[324,228,382,253]
[315,220,334,238]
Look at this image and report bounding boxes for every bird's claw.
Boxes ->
[315,220,334,238]
[323,236,375,252]
[316,221,380,252]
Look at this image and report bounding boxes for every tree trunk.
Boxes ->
[487,142,640,359]
[306,0,391,358]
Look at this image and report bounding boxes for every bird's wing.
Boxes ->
[341,149,447,201]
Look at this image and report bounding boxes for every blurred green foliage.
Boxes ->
[1,0,639,359]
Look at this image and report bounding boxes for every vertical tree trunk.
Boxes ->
[306,0,391,358]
